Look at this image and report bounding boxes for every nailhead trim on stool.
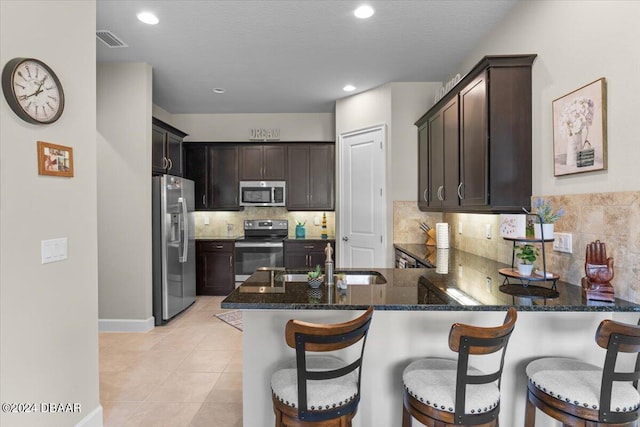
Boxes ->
[403,358,500,414]
[526,357,640,413]
[271,355,358,411]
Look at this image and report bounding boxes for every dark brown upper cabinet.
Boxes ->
[286,143,335,211]
[415,54,537,213]
[152,117,187,176]
[184,143,241,211]
[239,144,286,181]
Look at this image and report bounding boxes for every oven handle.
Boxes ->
[235,241,284,248]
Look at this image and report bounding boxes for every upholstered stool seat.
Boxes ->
[403,358,500,415]
[402,308,517,427]
[271,355,358,412]
[524,318,640,427]
[527,357,640,414]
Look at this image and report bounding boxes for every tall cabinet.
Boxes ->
[416,54,537,213]
[152,118,187,176]
[184,143,240,210]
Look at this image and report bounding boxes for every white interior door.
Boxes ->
[339,126,386,268]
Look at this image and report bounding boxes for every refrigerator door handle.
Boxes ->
[178,197,189,263]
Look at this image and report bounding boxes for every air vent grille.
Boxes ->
[96,30,128,48]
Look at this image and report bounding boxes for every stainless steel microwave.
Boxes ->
[239,181,286,207]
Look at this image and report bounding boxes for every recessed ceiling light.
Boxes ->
[354,5,375,19]
[343,84,356,92]
[137,12,159,25]
[212,88,226,94]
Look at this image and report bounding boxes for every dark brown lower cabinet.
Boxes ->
[284,240,336,270]
[196,240,235,295]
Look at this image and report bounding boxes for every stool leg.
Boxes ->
[402,403,412,427]
[524,391,536,427]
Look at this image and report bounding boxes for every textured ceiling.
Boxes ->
[97,0,519,114]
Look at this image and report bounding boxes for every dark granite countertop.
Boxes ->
[221,248,640,312]
[285,237,336,242]
[196,236,241,241]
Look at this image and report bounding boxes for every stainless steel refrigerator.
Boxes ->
[152,175,196,325]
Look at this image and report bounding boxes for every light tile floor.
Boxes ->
[100,296,243,427]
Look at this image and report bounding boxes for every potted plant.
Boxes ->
[307,265,323,288]
[515,243,538,276]
[532,198,565,239]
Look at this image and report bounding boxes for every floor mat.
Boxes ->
[215,310,243,331]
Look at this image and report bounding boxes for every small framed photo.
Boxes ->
[37,141,74,177]
[552,78,607,176]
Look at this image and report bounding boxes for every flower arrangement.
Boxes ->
[559,97,594,137]
[532,198,565,224]
[296,220,306,227]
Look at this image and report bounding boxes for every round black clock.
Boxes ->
[2,57,65,124]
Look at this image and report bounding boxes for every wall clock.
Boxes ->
[2,57,65,124]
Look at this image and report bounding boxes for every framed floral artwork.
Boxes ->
[37,141,74,177]
[552,78,607,176]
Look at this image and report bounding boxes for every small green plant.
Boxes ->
[515,243,538,265]
[307,264,322,279]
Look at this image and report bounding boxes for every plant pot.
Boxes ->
[517,263,534,276]
[307,277,322,288]
[534,223,554,240]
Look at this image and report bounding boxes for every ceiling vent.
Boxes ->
[96,30,128,48]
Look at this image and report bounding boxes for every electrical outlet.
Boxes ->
[42,237,68,264]
[204,217,210,225]
[458,222,463,235]
[552,232,573,253]
[485,276,492,292]
[485,224,492,239]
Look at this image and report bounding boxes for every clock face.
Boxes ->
[2,58,65,124]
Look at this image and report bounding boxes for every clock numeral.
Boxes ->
[48,95,58,102]
[16,71,27,82]
[25,65,32,78]
[14,82,26,89]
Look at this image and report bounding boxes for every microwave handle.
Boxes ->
[271,187,275,203]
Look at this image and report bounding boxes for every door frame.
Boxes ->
[337,124,388,267]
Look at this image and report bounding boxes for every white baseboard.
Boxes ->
[98,316,154,332]
[75,405,103,427]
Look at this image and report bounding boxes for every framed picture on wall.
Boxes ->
[37,141,74,177]
[552,78,607,176]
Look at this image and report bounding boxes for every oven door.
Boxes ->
[235,241,284,284]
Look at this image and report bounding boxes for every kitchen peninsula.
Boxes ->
[221,249,639,427]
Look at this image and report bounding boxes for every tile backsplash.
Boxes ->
[394,191,640,304]
[194,208,335,239]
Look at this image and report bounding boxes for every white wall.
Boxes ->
[457,0,640,197]
[97,63,154,329]
[172,112,335,141]
[335,83,439,266]
[0,1,101,426]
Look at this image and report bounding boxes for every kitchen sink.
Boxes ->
[279,271,387,285]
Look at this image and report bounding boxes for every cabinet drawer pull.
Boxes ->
[216,245,224,249]
[457,182,464,199]
[303,245,315,249]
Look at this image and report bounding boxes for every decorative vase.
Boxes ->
[295,224,305,239]
[566,133,582,166]
[517,263,534,276]
[533,223,554,240]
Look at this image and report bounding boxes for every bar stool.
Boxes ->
[270,307,374,427]
[525,318,640,426]
[402,307,517,427]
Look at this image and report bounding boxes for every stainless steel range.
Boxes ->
[235,219,288,284]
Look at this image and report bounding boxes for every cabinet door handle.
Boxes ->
[437,185,444,201]
[423,188,428,202]
[202,194,207,205]
[457,182,464,200]
[167,158,173,170]
[229,255,232,267]
[162,157,168,169]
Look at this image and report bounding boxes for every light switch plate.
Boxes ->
[552,232,573,253]
[485,224,492,239]
[41,237,68,264]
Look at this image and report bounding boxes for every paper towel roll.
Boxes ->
[436,249,449,274]
[436,223,449,249]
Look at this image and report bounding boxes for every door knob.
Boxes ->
[342,236,349,241]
